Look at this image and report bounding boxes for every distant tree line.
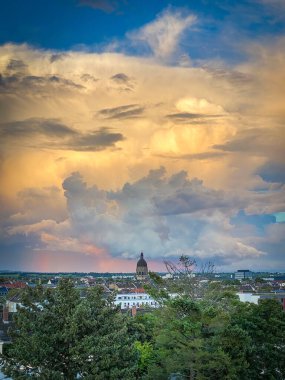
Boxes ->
[1,256,285,379]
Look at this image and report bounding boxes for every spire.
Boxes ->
[140,252,143,258]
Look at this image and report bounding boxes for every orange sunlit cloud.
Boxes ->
[1,5,285,272]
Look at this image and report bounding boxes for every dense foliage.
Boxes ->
[1,259,285,379]
[139,296,285,379]
[1,280,137,379]
[138,257,285,380]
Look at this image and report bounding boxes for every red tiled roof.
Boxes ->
[2,281,27,289]
[133,288,145,293]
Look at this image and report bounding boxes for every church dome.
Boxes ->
[137,252,147,268]
[136,252,148,279]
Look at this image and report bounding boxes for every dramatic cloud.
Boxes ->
[127,9,197,61]
[98,104,144,119]
[0,6,284,271]
[258,162,285,183]
[109,73,134,91]
[56,168,266,267]
[0,119,124,152]
[68,127,124,151]
[5,166,277,271]
[6,59,27,72]
[166,113,224,123]
[111,73,130,83]
[0,118,77,139]
[175,97,225,115]
[156,152,227,161]
[213,128,284,155]
[0,73,84,94]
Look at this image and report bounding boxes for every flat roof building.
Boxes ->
[114,290,158,310]
[235,270,253,280]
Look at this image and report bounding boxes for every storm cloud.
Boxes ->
[0,12,285,271]
[58,168,267,267]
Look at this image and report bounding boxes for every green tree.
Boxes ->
[134,341,154,378]
[145,297,236,380]
[68,286,138,380]
[224,299,285,380]
[142,256,285,379]
[131,313,157,379]
[0,279,138,379]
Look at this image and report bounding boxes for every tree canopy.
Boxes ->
[1,279,137,379]
[1,257,285,380]
[143,256,285,380]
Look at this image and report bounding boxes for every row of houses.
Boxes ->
[114,289,159,309]
[3,288,285,315]
[0,281,27,298]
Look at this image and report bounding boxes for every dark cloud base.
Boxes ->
[97,104,144,119]
[0,118,124,152]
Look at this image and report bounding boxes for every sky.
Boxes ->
[0,0,285,273]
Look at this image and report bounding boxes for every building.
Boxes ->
[1,281,27,289]
[6,293,22,313]
[237,292,260,304]
[235,269,253,280]
[114,289,158,310]
[237,291,285,310]
[136,252,148,280]
[0,287,8,297]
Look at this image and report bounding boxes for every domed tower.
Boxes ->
[136,252,148,280]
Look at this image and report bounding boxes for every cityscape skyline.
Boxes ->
[0,0,285,272]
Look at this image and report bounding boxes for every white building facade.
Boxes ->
[114,292,159,310]
[237,292,260,304]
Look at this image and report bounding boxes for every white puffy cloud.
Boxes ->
[127,9,196,61]
[175,97,225,115]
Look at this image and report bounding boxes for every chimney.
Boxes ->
[3,306,9,324]
[131,305,137,317]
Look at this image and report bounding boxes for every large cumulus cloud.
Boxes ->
[59,168,267,268]
[0,8,285,271]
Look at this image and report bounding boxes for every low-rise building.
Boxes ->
[237,291,285,310]
[0,287,8,297]
[114,290,158,310]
